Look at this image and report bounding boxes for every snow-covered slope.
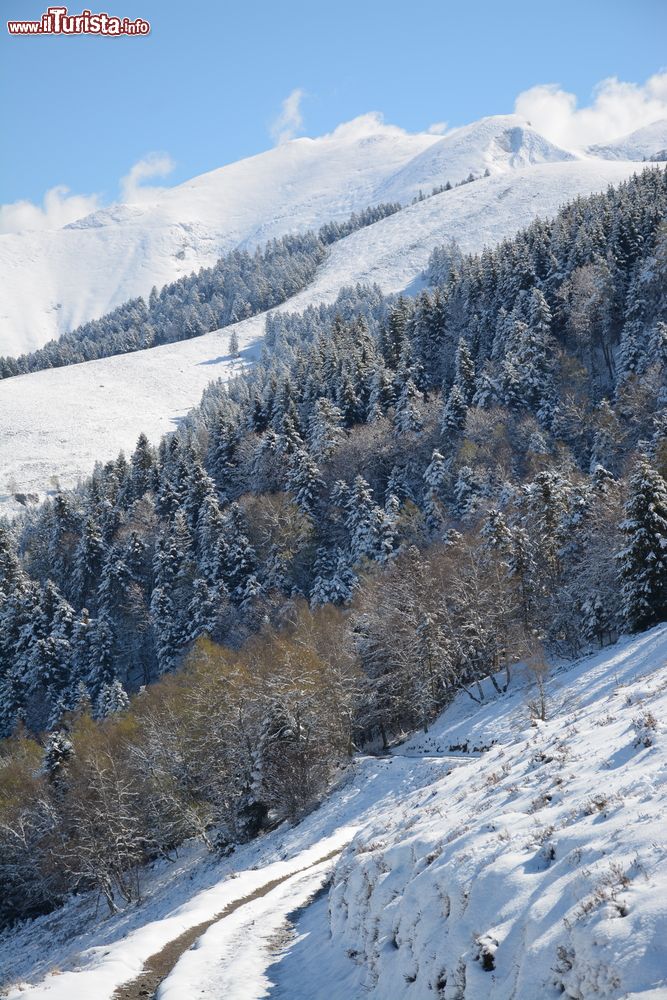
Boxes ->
[4,626,666,1000]
[0,158,644,512]
[0,116,437,355]
[375,114,575,203]
[588,119,667,161]
[0,114,577,356]
[269,626,667,1000]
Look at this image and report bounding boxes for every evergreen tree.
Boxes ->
[127,433,157,501]
[441,384,467,437]
[454,337,476,404]
[96,679,130,719]
[41,730,74,782]
[72,516,106,608]
[187,577,219,641]
[150,585,179,675]
[618,458,667,631]
[88,609,116,697]
[393,379,423,435]
[308,398,344,461]
[286,449,324,516]
[310,547,358,607]
[423,449,448,530]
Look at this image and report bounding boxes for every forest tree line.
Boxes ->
[0,167,666,926]
[0,201,401,379]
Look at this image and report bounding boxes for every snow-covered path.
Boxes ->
[1,833,353,1000]
[2,757,448,1000]
[156,854,339,1000]
[4,627,667,1000]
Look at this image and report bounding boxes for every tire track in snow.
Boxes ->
[111,848,342,1000]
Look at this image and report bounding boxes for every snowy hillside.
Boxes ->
[1,115,437,354]
[374,114,575,203]
[0,113,582,356]
[588,119,667,161]
[0,158,642,512]
[3,626,666,1000]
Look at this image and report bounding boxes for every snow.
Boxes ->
[374,114,575,204]
[0,111,627,357]
[269,625,667,1000]
[0,832,352,1000]
[588,119,667,161]
[0,158,643,514]
[1,116,442,355]
[3,626,666,1000]
[156,857,338,1000]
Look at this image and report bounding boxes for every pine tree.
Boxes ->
[423,449,447,530]
[310,547,357,607]
[150,585,179,674]
[393,379,423,435]
[345,476,386,563]
[220,503,258,603]
[183,462,217,533]
[307,398,344,461]
[96,679,130,719]
[454,338,476,404]
[88,608,116,697]
[0,525,22,598]
[441,384,467,437]
[453,466,483,519]
[385,464,416,505]
[207,412,238,488]
[41,730,74,782]
[286,449,324,516]
[72,516,106,608]
[618,458,667,631]
[127,432,157,501]
[187,577,219,641]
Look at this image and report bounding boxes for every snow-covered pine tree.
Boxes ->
[392,379,423,435]
[95,678,130,719]
[454,337,476,405]
[423,449,448,530]
[441,383,467,437]
[286,448,324,516]
[618,457,667,631]
[310,547,358,607]
[307,398,345,462]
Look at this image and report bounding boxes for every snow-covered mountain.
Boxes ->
[588,119,667,161]
[374,114,575,203]
[0,158,641,511]
[4,626,666,999]
[0,113,577,355]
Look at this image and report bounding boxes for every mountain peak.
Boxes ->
[372,113,576,203]
[588,118,667,161]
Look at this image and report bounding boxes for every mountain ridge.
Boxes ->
[1,112,657,356]
[0,158,643,511]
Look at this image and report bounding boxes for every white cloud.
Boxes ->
[515,71,667,149]
[427,121,448,135]
[270,88,305,145]
[0,186,101,234]
[120,152,175,203]
[0,153,177,235]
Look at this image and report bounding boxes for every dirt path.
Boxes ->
[111,848,341,1000]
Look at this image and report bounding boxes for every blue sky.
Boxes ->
[1,0,666,211]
